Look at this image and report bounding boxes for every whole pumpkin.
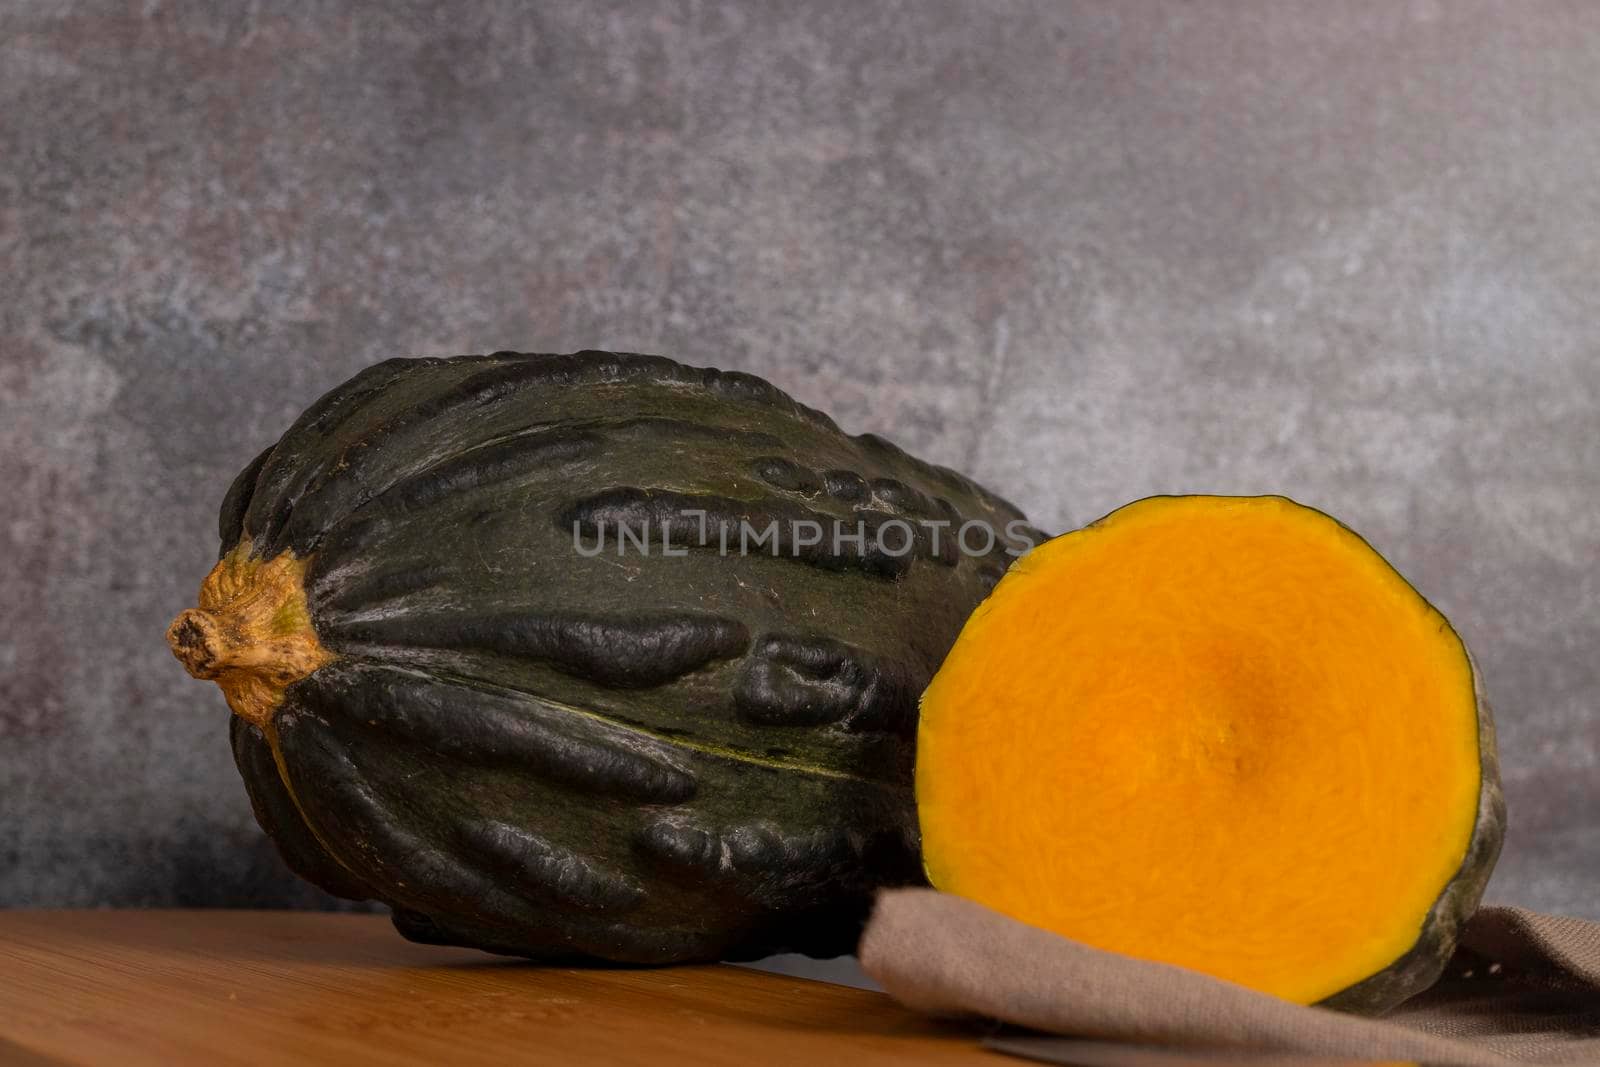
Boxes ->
[168,350,1041,962]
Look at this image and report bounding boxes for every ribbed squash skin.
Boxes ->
[216,350,1041,962]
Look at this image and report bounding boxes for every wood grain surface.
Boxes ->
[0,911,993,1066]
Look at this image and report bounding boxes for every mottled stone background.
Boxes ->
[3,0,1596,935]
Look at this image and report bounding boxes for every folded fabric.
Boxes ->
[859,889,1600,1066]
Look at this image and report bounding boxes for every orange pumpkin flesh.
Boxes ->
[917,495,1490,1007]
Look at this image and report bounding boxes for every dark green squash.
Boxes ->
[168,350,1042,962]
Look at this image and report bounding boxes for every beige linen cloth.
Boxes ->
[860,890,1600,1065]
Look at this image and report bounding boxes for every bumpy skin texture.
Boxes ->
[220,350,1042,963]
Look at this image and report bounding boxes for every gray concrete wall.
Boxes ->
[3,2,1596,922]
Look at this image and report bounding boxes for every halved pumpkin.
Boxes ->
[916,495,1503,1013]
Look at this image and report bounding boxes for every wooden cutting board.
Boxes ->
[0,910,993,1065]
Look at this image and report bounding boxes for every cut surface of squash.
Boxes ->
[917,495,1491,1007]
